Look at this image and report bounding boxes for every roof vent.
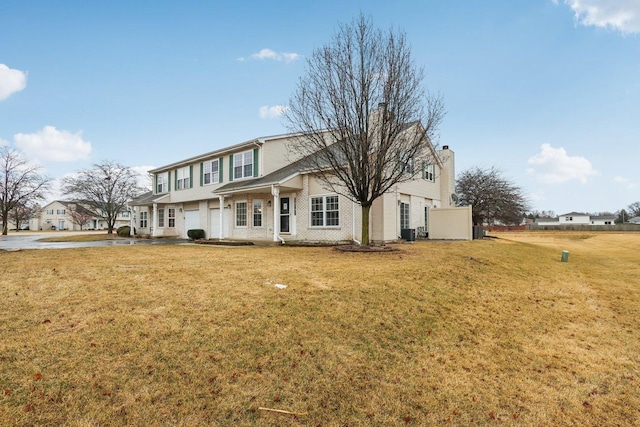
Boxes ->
[442,145,449,150]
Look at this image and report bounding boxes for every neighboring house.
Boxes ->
[131,122,462,243]
[33,200,131,231]
[628,216,640,224]
[535,212,616,227]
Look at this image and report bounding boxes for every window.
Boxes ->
[140,211,148,228]
[233,150,253,179]
[203,159,219,185]
[236,201,247,227]
[57,209,66,215]
[156,172,168,193]
[253,200,263,227]
[400,202,410,229]
[176,166,190,190]
[46,209,54,215]
[398,152,413,174]
[158,208,165,227]
[423,163,435,182]
[311,195,339,227]
[168,207,176,227]
[121,211,130,218]
[424,206,429,228]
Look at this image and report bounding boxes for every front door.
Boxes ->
[280,197,290,233]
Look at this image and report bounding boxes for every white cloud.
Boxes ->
[238,48,301,63]
[0,64,27,101]
[0,137,8,147]
[13,126,92,162]
[259,105,288,119]
[563,0,640,33]
[613,176,638,189]
[527,143,599,184]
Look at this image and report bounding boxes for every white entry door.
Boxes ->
[184,209,200,238]
[210,207,230,239]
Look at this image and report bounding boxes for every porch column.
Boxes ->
[152,203,158,237]
[271,185,280,242]
[218,196,225,239]
[129,205,135,236]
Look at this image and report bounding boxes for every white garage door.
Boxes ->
[210,207,230,239]
[184,209,200,238]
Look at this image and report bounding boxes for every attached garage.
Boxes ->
[184,209,200,238]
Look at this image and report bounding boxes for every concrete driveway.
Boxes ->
[0,231,188,251]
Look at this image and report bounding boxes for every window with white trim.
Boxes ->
[423,163,435,182]
[233,151,253,179]
[400,202,410,229]
[57,209,66,214]
[46,209,54,215]
[252,200,263,227]
[236,201,247,227]
[140,211,148,228]
[158,208,165,227]
[310,195,339,227]
[203,159,219,185]
[176,167,190,190]
[156,172,168,193]
[168,207,176,227]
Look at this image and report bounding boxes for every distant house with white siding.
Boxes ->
[535,212,615,227]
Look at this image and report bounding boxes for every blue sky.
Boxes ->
[1,0,638,215]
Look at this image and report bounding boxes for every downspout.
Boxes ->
[352,200,361,245]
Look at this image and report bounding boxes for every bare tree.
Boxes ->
[62,160,144,234]
[627,201,640,218]
[67,202,95,230]
[456,166,528,226]
[8,202,41,231]
[0,147,51,235]
[284,14,445,245]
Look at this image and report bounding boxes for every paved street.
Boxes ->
[0,231,187,251]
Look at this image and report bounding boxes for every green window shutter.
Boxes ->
[421,161,426,180]
[200,162,204,186]
[219,158,223,183]
[154,175,158,193]
[167,171,171,192]
[229,155,234,182]
[189,165,193,188]
[174,169,178,191]
[253,148,259,177]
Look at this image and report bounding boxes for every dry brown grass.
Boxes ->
[1,232,639,426]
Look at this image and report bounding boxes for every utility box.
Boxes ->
[561,250,570,262]
[401,228,416,242]
[472,225,484,240]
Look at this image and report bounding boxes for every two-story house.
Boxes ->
[131,123,459,243]
[34,200,131,231]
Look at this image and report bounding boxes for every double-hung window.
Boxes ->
[158,208,165,227]
[176,167,190,190]
[236,201,247,227]
[252,200,263,227]
[46,209,54,215]
[233,151,253,179]
[57,209,66,215]
[400,202,410,229]
[423,162,435,182]
[310,195,339,227]
[140,211,148,228]
[203,160,219,185]
[168,207,176,227]
[156,172,168,193]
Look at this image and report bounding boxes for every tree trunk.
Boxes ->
[2,223,7,236]
[361,204,371,246]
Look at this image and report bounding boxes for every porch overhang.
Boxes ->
[213,173,303,196]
